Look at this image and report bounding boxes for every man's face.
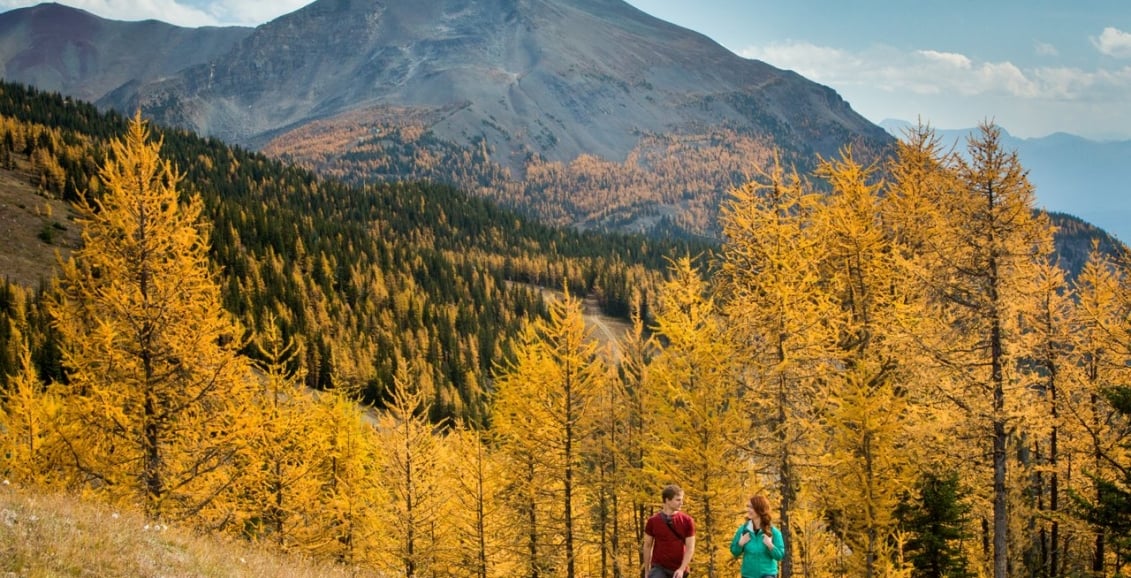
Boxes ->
[666,492,684,511]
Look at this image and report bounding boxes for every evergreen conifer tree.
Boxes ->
[896,472,974,578]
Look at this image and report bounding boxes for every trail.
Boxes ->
[524,284,633,363]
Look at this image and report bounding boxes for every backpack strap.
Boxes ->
[662,513,686,543]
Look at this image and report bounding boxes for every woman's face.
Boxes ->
[745,503,760,524]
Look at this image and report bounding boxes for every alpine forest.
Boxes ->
[1,83,1130,578]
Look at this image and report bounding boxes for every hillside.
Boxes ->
[0,157,80,287]
[0,81,702,424]
[0,480,379,577]
[3,80,1131,578]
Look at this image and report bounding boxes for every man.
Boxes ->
[642,484,696,578]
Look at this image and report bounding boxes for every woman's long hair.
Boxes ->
[750,495,773,529]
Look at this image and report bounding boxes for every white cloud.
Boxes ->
[741,42,858,81]
[917,50,971,69]
[200,0,311,26]
[0,0,309,26]
[739,40,1131,102]
[739,40,1131,139]
[1092,27,1131,58]
[975,62,1038,97]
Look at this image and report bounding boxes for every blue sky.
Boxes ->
[2,0,1131,141]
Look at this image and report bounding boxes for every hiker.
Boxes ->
[729,494,784,578]
[642,484,695,578]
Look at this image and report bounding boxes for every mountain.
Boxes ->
[104,0,890,162]
[881,119,1131,244]
[0,3,250,104]
[0,0,892,235]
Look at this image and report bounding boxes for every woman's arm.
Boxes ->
[769,527,785,561]
[729,525,747,556]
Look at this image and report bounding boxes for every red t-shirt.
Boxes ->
[645,511,695,570]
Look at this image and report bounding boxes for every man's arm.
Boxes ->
[676,535,695,578]
[641,534,654,578]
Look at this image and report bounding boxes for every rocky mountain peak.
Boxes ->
[83,0,885,164]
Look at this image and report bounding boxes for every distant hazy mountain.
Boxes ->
[881,119,1131,244]
[0,3,251,104]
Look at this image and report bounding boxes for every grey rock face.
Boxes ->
[0,0,889,166]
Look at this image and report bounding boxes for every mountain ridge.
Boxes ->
[96,0,888,165]
[0,3,251,103]
[21,2,1126,247]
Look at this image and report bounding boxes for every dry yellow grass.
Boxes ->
[0,480,382,577]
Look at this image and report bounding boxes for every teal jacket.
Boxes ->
[729,522,784,577]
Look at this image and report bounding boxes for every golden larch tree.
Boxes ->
[812,148,921,577]
[1017,258,1085,573]
[233,317,329,550]
[491,327,558,578]
[717,153,840,578]
[586,307,648,578]
[889,122,1054,577]
[491,289,608,578]
[373,365,448,578]
[617,300,658,569]
[645,255,749,578]
[0,335,66,487]
[309,387,382,566]
[49,112,254,522]
[442,420,513,578]
[1067,247,1131,573]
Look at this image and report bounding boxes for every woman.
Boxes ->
[729,495,784,578]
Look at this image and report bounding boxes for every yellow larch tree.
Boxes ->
[717,153,840,578]
[48,112,254,522]
[890,122,1054,578]
[617,299,658,569]
[645,255,749,578]
[491,289,608,578]
[373,364,449,578]
[811,148,920,577]
[0,334,66,487]
[491,329,558,578]
[442,420,512,578]
[589,374,636,578]
[589,299,652,578]
[881,120,972,490]
[1067,247,1131,573]
[309,386,382,566]
[233,316,329,551]
[1016,257,1092,573]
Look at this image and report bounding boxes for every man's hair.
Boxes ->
[661,484,683,502]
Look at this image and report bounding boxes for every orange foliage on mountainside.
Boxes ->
[261,108,788,236]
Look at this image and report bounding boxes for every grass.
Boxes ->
[0,480,382,577]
